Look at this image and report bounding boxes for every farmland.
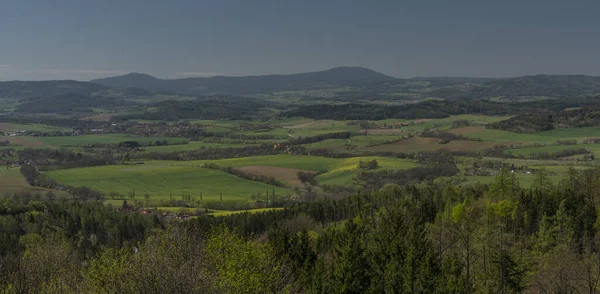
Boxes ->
[6,63,600,292]
[5,113,600,208]
[464,127,600,143]
[45,155,420,203]
[0,122,68,132]
[0,168,68,195]
[138,141,260,154]
[506,143,600,157]
[0,168,42,194]
[36,134,189,147]
[45,164,292,203]
[6,113,600,208]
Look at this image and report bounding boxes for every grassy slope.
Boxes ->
[506,143,600,157]
[0,168,68,195]
[47,155,420,200]
[149,154,418,172]
[139,141,260,154]
[468,127,600,143]
[37,134,189,147]
[0,123,68,132]
[45,164,291,202]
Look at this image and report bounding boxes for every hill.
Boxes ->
[88,73,159,89]
[0,80,108,99]
[15,93,133,114]
[429,75,600,100]
[477,74,600,99]
[92,66,396,95]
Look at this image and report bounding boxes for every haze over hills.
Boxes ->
[1,67,600,104]
[91,66,396,95]
[0,80,109,98]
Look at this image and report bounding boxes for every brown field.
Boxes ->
[367,137,442,153]
[0,136,45,147]
[564,107,583,111]
[83,113,114,121]
[408,118,433,124]
[0,168,53,194]
[367,129,406,135]
[367,137,507,153]
[236,166,314,188]
[446,126,486,135]
[285,120,336,129]
[443,140,507,152]
[0,123,15,132]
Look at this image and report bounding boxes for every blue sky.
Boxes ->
[1,0,599,80]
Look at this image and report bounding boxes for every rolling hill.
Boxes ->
[0,80,109,99]
[15,93,133,114]
[92,66,396,95]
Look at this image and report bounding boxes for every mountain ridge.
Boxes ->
[91,66,396,95]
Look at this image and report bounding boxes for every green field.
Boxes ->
[506,143,600,157]
[37,134,190,147]
[467,127,600,143]
[304,135,402,150]
[148,155,419,186]
[151,155,342,171]
[45,155,420,200]
[139,141,260,154]
[151,154,418,172]
[0,168,68,195]
[45,164,292,202]
[0,122,68,132]
[267,117,314,126]
[374,114,512,133]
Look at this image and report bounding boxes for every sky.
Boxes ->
[1,0,600,81]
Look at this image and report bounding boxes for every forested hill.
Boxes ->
[3,72,600,102]
[0,80,108,98]
[474,74,600,99]
[93,71,600,99]
[430,74,600,100]
[91,67,396,95]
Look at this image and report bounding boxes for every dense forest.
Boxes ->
[2,167,600,292]
[15,93,132,114]
[6,67,600,293]
[488,107,600,133]
[116,96,272,121]
[282,100,517,120]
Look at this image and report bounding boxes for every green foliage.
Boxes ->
[205,225,294,293]
[3,161,600,292]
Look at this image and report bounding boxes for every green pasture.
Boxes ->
[45,164,292,202]
[506,143,600,157]
[139,141,260,154]
[267,117,314,126]
[0,168,68,195]
[51,155,420,197]
[149,155,341,171]
[304,135,402,150]
[467,127,600,143]
[0,123,68,132]
[378,114,512,132]
[37,134,189,147]
[154,154,419,186]
[149,154,418,173]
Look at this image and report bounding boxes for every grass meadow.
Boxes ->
[44,155,420,202]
